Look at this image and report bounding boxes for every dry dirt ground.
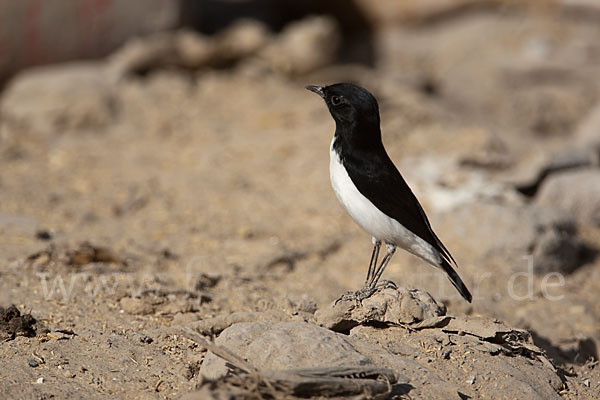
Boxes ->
[1,5,600,400]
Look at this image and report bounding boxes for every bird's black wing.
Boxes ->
[343,149,473,302]
[342,149,456,265]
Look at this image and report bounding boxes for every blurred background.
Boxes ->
[1,0,599,398]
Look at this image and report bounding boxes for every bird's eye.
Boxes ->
[330,95,342,106]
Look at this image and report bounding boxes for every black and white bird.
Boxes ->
[306,83,472,303]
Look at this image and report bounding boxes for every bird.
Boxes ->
[305,83,472,303]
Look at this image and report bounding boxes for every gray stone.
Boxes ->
[535,169,600,226]
[198,320,464,399]
[0,62,114,137]
[574,101,600,147]
[438,202,589,274]
[260,16,340,75]
[199,321,372,380]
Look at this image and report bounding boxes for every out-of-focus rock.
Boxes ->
[532,228,588,274]
[108,20,272,77]
[315,287,446,332]
[575,101,600,148]
[515,86,591,138]
[107,33,178,80]
[108,16,337,78]
[534,169,600,226]
[438,203,589,273]
[561,0,600,17]
[119,297,155,315]
[0,62,114,136]
[175,30,215,68]
[213,19,271,62]
[177,20,271,69]
[512,147,599,197]
[260,16,340,75]
[459,134,514,170]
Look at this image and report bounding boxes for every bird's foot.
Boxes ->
[334,286,376,305]
[334,280,399,305]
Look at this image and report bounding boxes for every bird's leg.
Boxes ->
[368,244,396,289]
[334,243,394,305]
[365,238,381,285]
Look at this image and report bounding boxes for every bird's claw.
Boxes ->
[334,280,398,305]
[334,287,376,305]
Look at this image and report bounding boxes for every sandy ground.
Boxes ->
[1,4,600,399]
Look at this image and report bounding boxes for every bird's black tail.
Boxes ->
[440,258,472,303]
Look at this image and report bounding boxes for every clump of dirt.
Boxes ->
[0,305,42,341]
[67,242,123,267]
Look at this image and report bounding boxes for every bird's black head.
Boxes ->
[306,83,381,148]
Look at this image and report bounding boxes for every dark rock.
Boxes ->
[0,63,115,137]
[532,228,587,274]
[35,230,53,241]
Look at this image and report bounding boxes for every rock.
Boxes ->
[174,31,215,68]
[177,20,270,69]
[107,33,178,79]
[197,320,465,399]
[575,101,600,148]
[119,297,155,315]
[0,62,114,137]
[199,321,372,380]
[535,169,600,226]
[260,16,340,75]
[442,316,532,342]
[67,242,122,266]
[512,147,599,197]
[344,331,463,399]
[561,0,600,18]
[516,86,590,137]
[348,319,563,400]
[532,228,588,274]
[213,19,271,62]
[107,15,337,78]
[187,310,291,336]
[315,287,446,332]
[438,202,589,274]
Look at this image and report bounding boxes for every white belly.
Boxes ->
[329,143,441,266]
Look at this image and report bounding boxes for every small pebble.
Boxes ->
[28,359,39,368]
[441,349,451,359]
[36,377,44,384]
[139,335,153,344]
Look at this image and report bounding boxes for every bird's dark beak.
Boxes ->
[305,85,325,98]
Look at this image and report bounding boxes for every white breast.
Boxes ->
[329,141,441,266]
